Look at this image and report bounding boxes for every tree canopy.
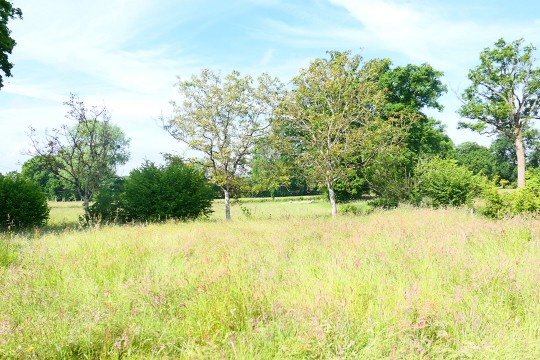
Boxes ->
[164,69,283,220]
[276,51,411,216]
[459,38,540,187]
[0,0,21,90]
[28,94,130,222]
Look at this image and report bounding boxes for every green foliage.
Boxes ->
[90,160,214,223]
[480,169,540,218]
[28,94,130,222]
[164,69,284,220]
[20,155,78,201]
[87,178,124,223]
[455,142,494,177]
[277,51,409,216]
[0,1,22,89]
[379,62,447,114]
[413,157,481,208]
[331,171,369,202]
[458,38,540,187]
[488,128,540,184]
[0,173,49,229]
[361,62,451,207]
[458,38,540,138]
[339,202,373,216]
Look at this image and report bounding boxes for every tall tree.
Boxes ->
[28,94,130,222]
[277,51,409,216]
[336,61,450,205]
[0,0,22,90]
[163,69,283,220]
[459,38,540,187]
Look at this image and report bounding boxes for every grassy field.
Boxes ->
[1,200,540,358]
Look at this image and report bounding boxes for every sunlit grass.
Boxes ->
[1,203,540,358]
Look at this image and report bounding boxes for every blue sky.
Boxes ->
[2,0,540,174]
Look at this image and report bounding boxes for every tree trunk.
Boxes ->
[515,130,526,188]
[327,183,337,217]
[82,196,90,224]
[224,188,231,221]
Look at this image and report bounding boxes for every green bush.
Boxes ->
[413,157,481,208]
[0,174,49,229]
[88,178,125,223]
[340,202,373,216]
[90,161,214,223]
[479,169,540,218]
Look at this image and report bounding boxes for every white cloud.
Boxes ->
[329,0,540,71]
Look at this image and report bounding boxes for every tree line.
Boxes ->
[3,38,540,227]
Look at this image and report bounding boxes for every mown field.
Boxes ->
[1,199,540,358]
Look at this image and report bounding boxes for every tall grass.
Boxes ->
[1,204,539,358]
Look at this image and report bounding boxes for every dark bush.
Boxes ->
[0,174,49,229]
[90,161,214,223]
[88,178,125,223]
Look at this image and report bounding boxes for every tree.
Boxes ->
[277,51,409,216]
[28,94,130,222]
[329,61,450,205]
[454,142,494,178]
[489,127,540,184]
[20,155,78,201]
[459,38,540,187]
[163,69,283,220]
[0,0,21,89]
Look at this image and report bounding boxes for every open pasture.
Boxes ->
[1,201,539,358]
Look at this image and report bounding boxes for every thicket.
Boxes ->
[479,169,540,218]
[412,157,482,208]
[0,174,49,229]
[90,160,214,223]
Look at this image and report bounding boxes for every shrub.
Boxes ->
[479,169,540,218]
[340,202,373,216]
[0,174,49,229]
[413,157,481,208]
[87,178,125,223]
[90,161,214,223]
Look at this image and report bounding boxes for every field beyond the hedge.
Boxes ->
[1,202,540,358]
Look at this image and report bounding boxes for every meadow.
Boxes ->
[1,199,540,359]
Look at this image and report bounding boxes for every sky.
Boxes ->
[2,0,540,174]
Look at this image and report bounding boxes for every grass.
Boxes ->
[1,202,540,358]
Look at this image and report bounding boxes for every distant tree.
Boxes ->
[459,38,540,187]
[163,69,283,220]
[28,94,130,222]
[454,142,494,178]
[277,51,410,216]
[20,155,77,201]
[0,0,21,90]
[247,138,294,199]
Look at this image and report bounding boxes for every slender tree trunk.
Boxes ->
[82,196,90,224]
[515,130,526,188]
[224,187,231,221]
[327,183,337,217]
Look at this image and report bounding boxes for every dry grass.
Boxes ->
[1,204,539,358]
